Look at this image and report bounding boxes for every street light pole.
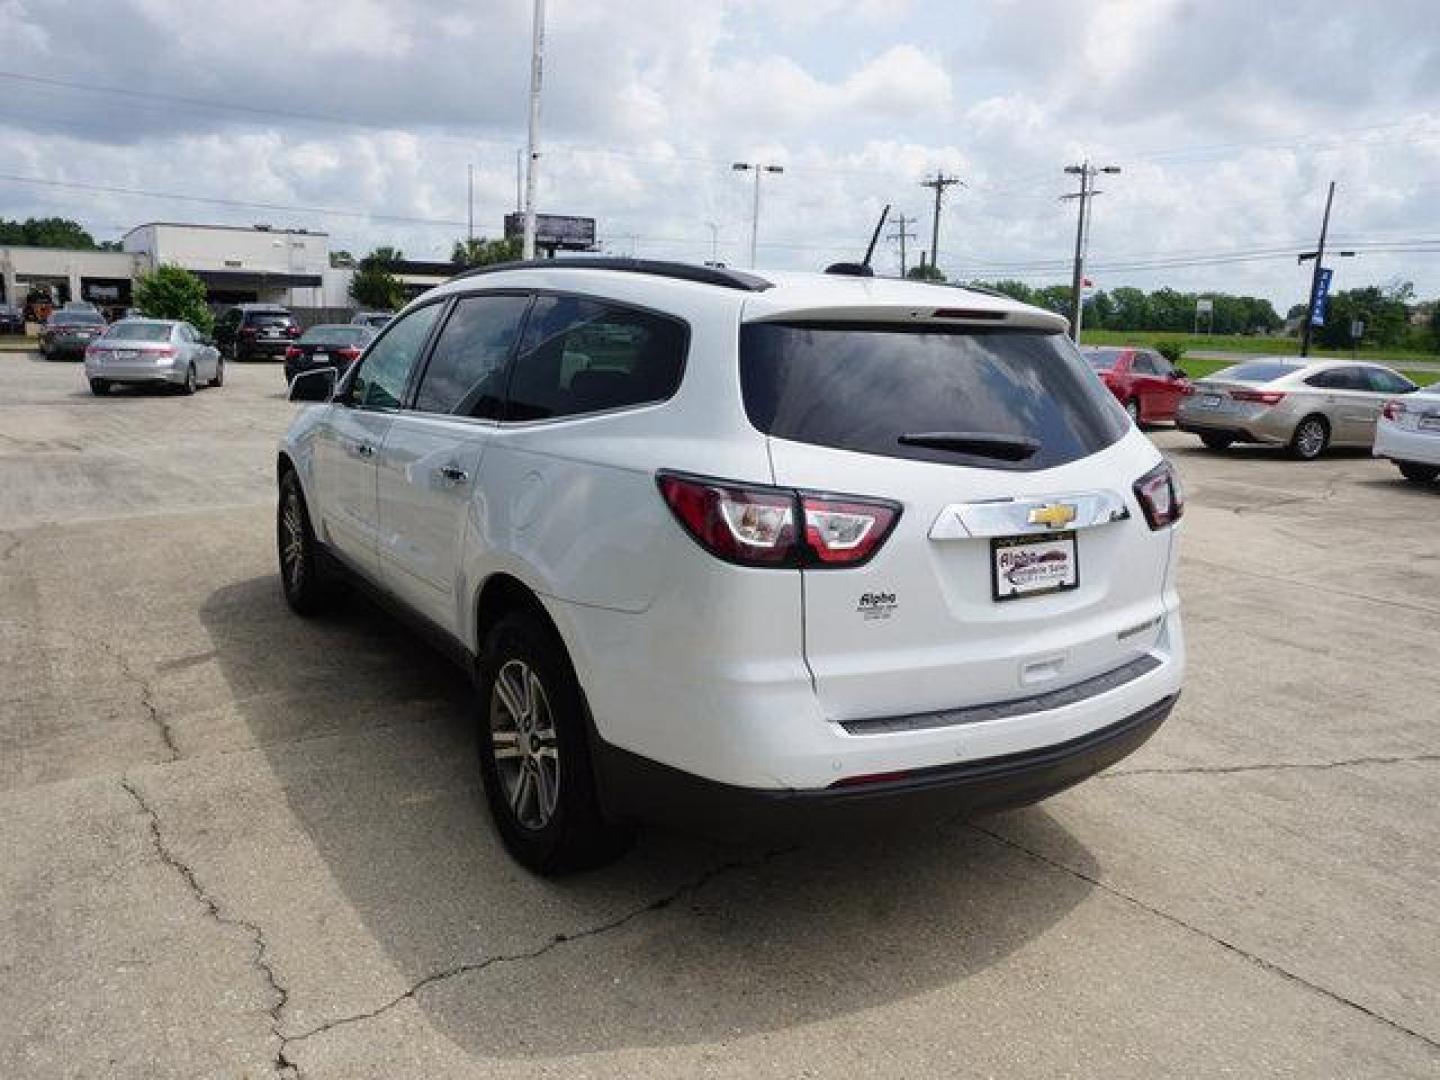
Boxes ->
[733,162,783,269]
[521,0,546,261]
[1062,161,1120,342]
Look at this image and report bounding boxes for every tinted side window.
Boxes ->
[505,296,687,421]
[349,303,443,411]
[413,294,530,418]
[1366,368,1414,394]
[1131,353,1159,375]
[741,323,1129,472]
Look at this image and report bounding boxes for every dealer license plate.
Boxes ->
[991,533,1079,602]
[1199,393,1222,409]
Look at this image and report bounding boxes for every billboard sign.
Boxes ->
[1310,267,1333,327]
[504,213,597,251]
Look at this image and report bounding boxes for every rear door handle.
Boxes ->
[351,441,375,459]
[438,464,469,484]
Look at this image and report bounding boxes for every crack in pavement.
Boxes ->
[279,845,798,1055]
[1102,752,1440,780]
[97,639,181,762]
[965,820,1440,1054]
[120,777,298,1078]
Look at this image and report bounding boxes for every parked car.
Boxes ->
[350,311,394,330]
[214,304,300,360]
[277,259,1184,874]
[1083,346,1192,424]
[39,309,108,359]
[84,318,223,395]
[283,324,376,383]
[1176,359,1419,459]
[63,300,101,314]
[1374,380,1440,483]
[0,305,24,334]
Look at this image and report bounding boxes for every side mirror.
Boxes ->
[1175,367,1189,379]
[289,367,336,403]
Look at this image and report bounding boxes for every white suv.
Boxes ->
[277,259,1185,873]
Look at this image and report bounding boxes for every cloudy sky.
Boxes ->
[4,0,1439,307]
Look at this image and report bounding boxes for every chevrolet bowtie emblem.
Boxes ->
[1028,502,1077,529]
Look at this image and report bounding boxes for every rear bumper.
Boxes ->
[1374,422,1440,467]
[85,359,186,384]
[1176,418,1286,445]
[237,338,293,359]
[595,692,1177,834]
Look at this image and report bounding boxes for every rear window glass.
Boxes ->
[300,326,369,346]
[1218,362,1300,383]
[105,322,172,342]
[51,311,104,326]
[740,322,1129,471]
[246,312,294,327]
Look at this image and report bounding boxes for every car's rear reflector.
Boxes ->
[830,769,913,788]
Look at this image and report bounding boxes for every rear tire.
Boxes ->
[277,470,333,616]
[1289,415,1329,460]
[209,359,224,388]
[1398,462,1440,483]
[477,610,635,875]
[1200,433,1233,451]
[180,364,197,395]
[89,378,109,396]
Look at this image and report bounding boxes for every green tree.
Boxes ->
[452,236,522,267]
[969,279,1034,304]
[133,265,213,333]
[906,262,946,282]
[0,216,99,249]
[1315,282,1413,349]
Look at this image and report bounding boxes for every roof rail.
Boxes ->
[451,257,773,292]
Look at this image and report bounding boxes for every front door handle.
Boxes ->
[352,441,375,459]
[438,464,469,484]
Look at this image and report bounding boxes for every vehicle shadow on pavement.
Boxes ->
[199,575,1098,1060]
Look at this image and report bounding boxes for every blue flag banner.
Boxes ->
[1310,267,1333,327]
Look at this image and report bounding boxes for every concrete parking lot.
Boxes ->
[2,351,1437,1078]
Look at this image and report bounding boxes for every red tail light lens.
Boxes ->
[285,345,301,360]
[1134,460,1184,529]
[802,495,900,565]
[1231,389,1286,405]
[336,346,361,361]
[154,345,177,357]
[286,324,301,337]
[657,473,797,567]
[239,326,257,337]
[1381,400,1405,421]
[657,472,901,569]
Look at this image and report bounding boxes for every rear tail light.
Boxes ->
[1381,400,1405,421]
[239,326,257,337]
[286,325,301,337]
[285,345,301,360]
[154,345,177,357]
[84,345,100,358]
[1134,460,1184,529]
[337,346,361,361]
[656,471,901,569]
[1231,389,1286,405]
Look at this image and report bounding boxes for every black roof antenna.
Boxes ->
[826,203,889,277]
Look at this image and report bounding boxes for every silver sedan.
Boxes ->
[1176,359,1419,460]
[83,319,223,396]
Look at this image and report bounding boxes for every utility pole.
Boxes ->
[521,0,546,261]
[1296,182,1355,357]
[514,149,523,213]
[466,164,474,244]
[919,173,963,275]
[887,213,917,276]
[1061,160,1121,342]
[732,162,784,269]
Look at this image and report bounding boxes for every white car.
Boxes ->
[1374,381,1440,483]
[276,259,1185,873]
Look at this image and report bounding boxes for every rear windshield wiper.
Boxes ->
[897,431,1040,461]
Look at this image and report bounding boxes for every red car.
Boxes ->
[1083,346,1192,424]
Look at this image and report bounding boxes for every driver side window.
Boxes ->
[349,303,443,410]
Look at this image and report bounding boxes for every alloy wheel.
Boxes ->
[489,659,561,830]
[281,488,306,593]
[1295,419,1325,459]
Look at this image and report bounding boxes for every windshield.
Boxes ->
[1215,362,1301,383]
[51,311,105,326]
[105,322,172,342]
[740,322,1129,472]
[300,326,369,346]
[1084,348,1125,371]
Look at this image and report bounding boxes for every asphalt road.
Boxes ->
[2,353,1437,1078]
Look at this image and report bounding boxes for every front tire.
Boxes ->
[477,610,634,875]
[1289,415,1329,460]
[1398,461,1440,483]
[277,470,333,616]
